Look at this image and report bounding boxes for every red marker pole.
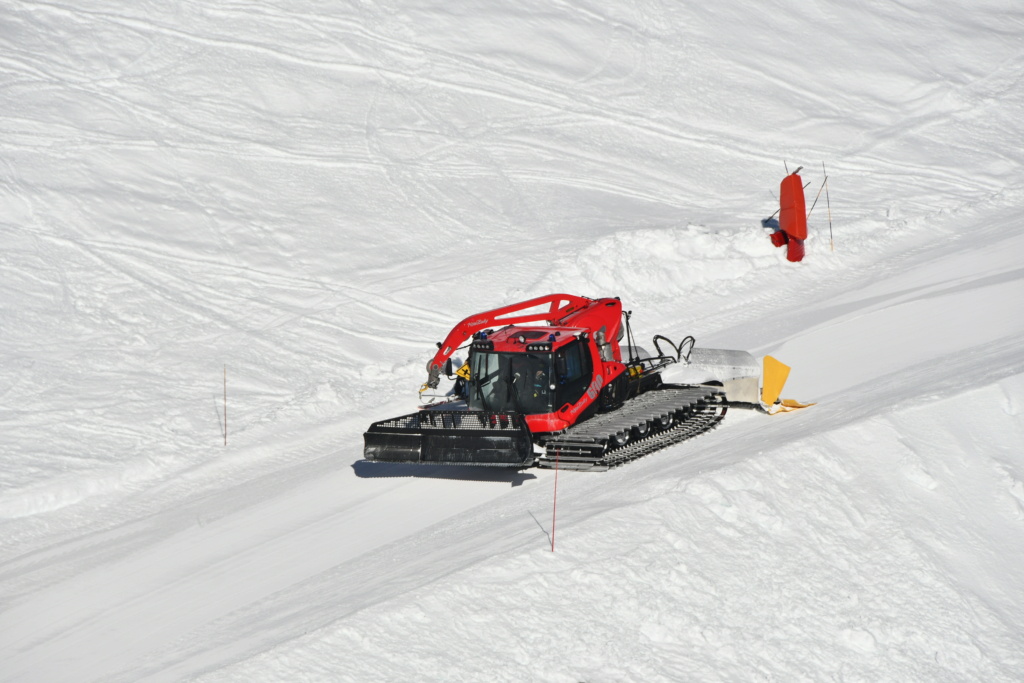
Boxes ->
[551,449,560,552]
[223,365,227,447]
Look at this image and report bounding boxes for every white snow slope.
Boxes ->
[2,1,1023,681]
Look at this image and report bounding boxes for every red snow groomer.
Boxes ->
[363,294,795,471]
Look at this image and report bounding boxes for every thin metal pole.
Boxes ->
[807,177,828,218]
[823,161,834,251]
[551,449,560,552]
[223,365,227,446]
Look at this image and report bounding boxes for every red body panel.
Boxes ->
[425,294,628,433]
[785,238,805,262]
[779,173,808,241]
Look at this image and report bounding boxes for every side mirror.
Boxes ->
[444,358,453,376]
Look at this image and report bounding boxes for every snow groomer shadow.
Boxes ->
[351,460,537,487]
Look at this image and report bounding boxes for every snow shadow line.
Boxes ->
[351,460,537,486]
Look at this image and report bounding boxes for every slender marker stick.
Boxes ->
[224,365,227,446]
[551,449,560,552]
[823,161,834,251]
[807,177,827,218]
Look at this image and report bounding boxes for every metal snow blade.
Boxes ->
[363,410,535,467]
[761,356,815,415]
[766,398,817,414]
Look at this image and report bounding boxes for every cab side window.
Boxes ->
[555,339,591,407]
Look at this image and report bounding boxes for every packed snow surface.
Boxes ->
[2,1,1023,681]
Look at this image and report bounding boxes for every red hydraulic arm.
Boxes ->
[423,293,605,390]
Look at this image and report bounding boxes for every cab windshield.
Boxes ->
[468,351,553,415]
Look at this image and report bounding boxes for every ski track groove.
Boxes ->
[19,0,827,170]
[3,118,389,173]
[0,416,367,579]
[11,225,442,347]
[203,0,663,117]
[15,4,1008,213]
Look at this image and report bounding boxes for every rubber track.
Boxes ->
[536,386,726,471]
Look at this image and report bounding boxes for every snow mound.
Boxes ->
[571,223,779,301]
